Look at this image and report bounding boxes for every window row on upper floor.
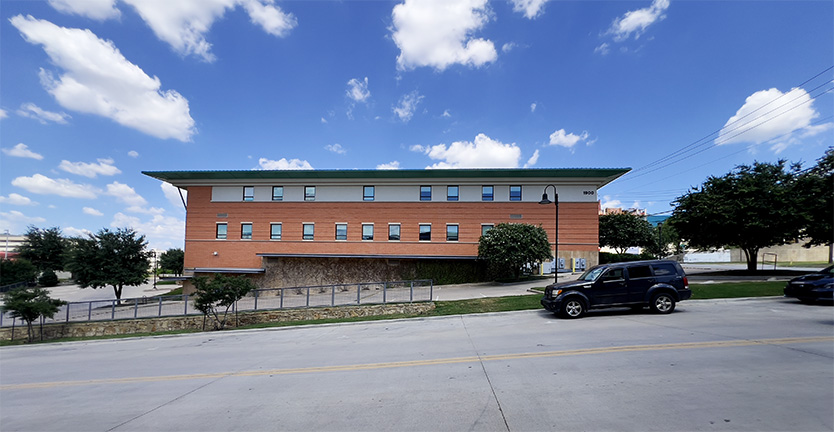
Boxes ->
[223,184,525,203]
[214,222,496,242]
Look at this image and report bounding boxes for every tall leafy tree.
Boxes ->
[599,213,654,254]
[17,226,66,272]
[643,222,682,259]
[795,147,833,261]
[159,248,185,276]
[2,286,66,342]
[0,258,37,286]
[66,228,151,301]
[478,223,552,280]
[670,160,803,271]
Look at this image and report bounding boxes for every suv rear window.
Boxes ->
[652,263,678,276]
[627,265,652,279]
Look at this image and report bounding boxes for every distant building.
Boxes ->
[144,168,629,291]
[2,232,25,259]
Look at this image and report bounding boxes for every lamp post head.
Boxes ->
[538,193,552,205]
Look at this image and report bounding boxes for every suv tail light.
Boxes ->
[683,277,689,289]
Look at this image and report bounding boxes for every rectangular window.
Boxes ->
[241,223,252,240]
[216,223,227,240]
[481,224,494,236]
[270,223,282,240]
[272,186,283,201]
[419,224,431,241]
[482,185,494,201]
[627,265,653,279]
[362,224,374,241]
[305,186,316,201]
[446,225,459,242]
[388,224,401,241]
[243,186,254,201]
[335,223,347,241]
[420,186,432,201]
[509,185,522,201]
[447,186,459,201]
[363,186,375,201]
[303,223,315,240]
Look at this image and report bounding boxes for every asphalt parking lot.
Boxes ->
[1,296,831,431]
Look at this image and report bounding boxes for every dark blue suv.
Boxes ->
[541,260,691,318]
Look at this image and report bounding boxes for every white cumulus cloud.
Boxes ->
[605,0,669,42]
[83,207,104,216]
[47,0,120,20]
[257,157,313,170]
[105,181,148,207]
[600,195,622,210]
[376,161,401,170]
[718,87,831,154]
[393,91,424,122]
[2,143,44,160]
[0,210,47,234]
[325,143,347,154]
[10,15,196,142]
[128,150,139,158]
[11,174,98,199]
[548,129,590,149]
[391,0,497,71]
[524,149,540,168]
[0,109,8,119]
[0,194,37,206]
[121,0,296,62]
[510,0,550,19]
[17,102,71,124]
[161,182,187,210]
[346,77,371,103]
[59,158,121,178]
[412,133,522,168]
[64,226,94,238]
[111,211,185,250]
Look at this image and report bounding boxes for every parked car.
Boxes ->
[783,265,834,304]
[541,260,691,318]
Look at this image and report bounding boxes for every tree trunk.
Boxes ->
[743,248,758,272]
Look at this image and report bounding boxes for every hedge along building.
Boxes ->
[143,168,629,293]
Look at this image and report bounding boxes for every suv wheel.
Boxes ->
[560,298,586,319]
[650,293,676,314]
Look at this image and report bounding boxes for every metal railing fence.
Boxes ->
[0,280,433,328]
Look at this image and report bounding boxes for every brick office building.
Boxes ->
[143,168,628,291]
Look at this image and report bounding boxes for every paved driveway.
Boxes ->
[1,297,831,431]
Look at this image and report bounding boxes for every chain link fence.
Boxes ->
[0,280,433,328]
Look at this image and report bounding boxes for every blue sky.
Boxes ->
[1,0,832,251]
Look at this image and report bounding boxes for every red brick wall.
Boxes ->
[184,186,599,269]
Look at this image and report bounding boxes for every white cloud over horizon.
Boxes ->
[161,183,187,210]
[83,207,104,216]
[548,128,591,149]
[376,161,401,170]
[257,157,313,170]
[11,174,98,199]
[391,0,497,71]
[0,194,37,206]
[10,15,197,142]
[59,158,121,178]
[105,181,148,207]
[510,0,550,19]
[718,87,831,154]
[411,133,522,168]
[393,91,424,122]
[2,143,44,160]
[17,102,71,124]
[0,210,47,234]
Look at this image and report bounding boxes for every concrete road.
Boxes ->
[1,297,832,432]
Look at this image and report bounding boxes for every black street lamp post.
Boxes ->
[538,185,559,283]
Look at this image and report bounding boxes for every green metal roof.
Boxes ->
[143,168,630,183]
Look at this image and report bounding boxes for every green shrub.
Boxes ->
[38,269,59,287]
[413,260,487,285]
[0,258,37,286]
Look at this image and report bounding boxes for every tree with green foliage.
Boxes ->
[795,147,833,261]
[599,212,654,255]
[17,226,67,272]
[160,248,185,276]
[670,160,803,271]
[193,274,256,330]
[478,223,552,280]
[643,222,682,259]
[66,228,151,302]
[38,269,59,287]
[0,258,38,286]
[2,286,66,342]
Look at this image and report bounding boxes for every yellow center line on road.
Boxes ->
[2,336,831,391]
